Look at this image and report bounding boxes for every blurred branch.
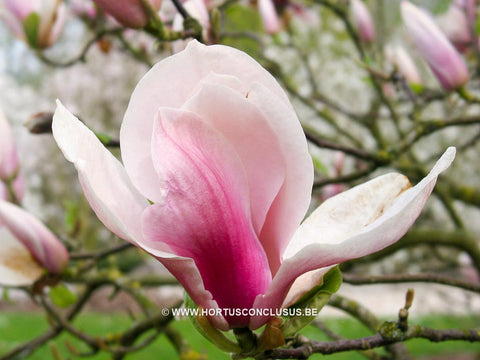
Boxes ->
[70,242,134,260]
[342,228,480,274]
[256,326,480,359]
[36,28,124,68]
[343,273,480,293]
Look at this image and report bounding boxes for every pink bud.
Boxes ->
[0,0,66,48]
[350,0,375,43]
[0,201,69,285]
[385,45,422,86]
[70,0,97,19]
[93,0,162,28]
[401,1,469,91]
[259,0,282,34]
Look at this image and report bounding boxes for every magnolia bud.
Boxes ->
[0,201,69,285]
[437,0,477,53]
[0,0,66,48]
[93,0,162,28]
[401,1,469,91]
[350,0,375,43]
[385,45,422,86]
[259,0,282,34]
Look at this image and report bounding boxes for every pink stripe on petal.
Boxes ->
[141,108,271,327]
[134,240,230,330]
[182,82,285,237]
[251,148,455,329]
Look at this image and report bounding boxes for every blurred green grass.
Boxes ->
[0,312,479,359]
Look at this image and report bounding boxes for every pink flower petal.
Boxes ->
[182,82,285,237]
[52,101,149,243]
[120,40,291,203]
[351,0,375,43]
[251,148,455,329]
[141,107,271,327]
[138,243,230,330]
[0,200,69,275]
[247,83,314,273]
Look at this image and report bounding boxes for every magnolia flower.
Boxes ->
[0,0,66,48]
[0,200,69,286]
[0,109,24,203]
[93,0,162,28]
[385,45,422,86]
[350,0,375,43]
[53,40,455,330]
[401,1,469,91]
[437,0,476,53]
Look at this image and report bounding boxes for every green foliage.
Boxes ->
[281,266,342,337]
[22,12,40,48]
[49,284,78,308]
[312,155,329,176]
[221,4,262,58]
[184,293,241,353]
[93,131,113,146]
[63,200,80,236]
[409,82,424,95]
[429,0,452,14]
[2,288,11,303]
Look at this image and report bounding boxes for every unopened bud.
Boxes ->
[401,1,469,91]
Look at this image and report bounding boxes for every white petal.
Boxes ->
[251,147,455,329]
[0,228,43,286]
[52,100,149,243]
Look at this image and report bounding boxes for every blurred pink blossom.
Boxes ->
[0,201,69,286]
[437,0,476,53]
[93,0,162,28]
[70,0,97,19]
[258,0,281,34]
[350,0,375,43]
[401,1,469,91]
[0,0,66,48]
[385,45,422,86]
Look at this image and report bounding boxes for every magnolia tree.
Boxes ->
[0,0,479,359]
